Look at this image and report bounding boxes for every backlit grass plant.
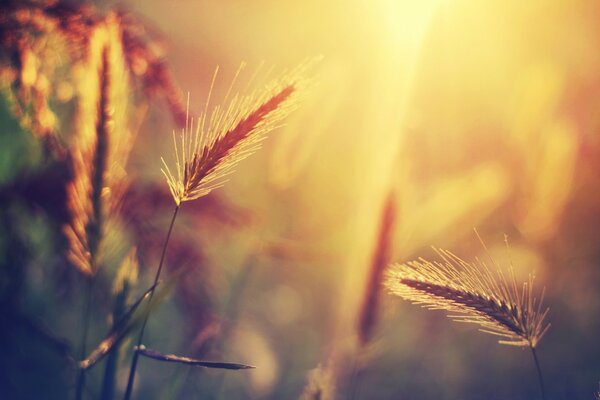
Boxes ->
[385,236,550,399]
[123,63,308,399]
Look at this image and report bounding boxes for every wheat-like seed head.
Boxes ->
[385,244,550,348]
[63,16,134,276]
[161,62,311,205]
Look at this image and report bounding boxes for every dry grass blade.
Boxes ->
[135,345,255,370]
[81,265,186,370]
[79,284,155,370]
[161,63,312,205]
[385,246,550,348]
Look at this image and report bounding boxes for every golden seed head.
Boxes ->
[385,245,550,348]
[161,62,312,205]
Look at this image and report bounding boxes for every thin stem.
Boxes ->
[123,205,180,400]
[530,346,546,400]
[348,349,363,400]
[76,276,93,400]
[101,280,130,400]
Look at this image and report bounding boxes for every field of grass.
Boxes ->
[1,1,600,399]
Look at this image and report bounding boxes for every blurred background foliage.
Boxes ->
[1,0,600,399]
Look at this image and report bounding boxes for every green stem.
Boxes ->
[123,205,180,400]
[530,346,546,400]
[76,277,94,400]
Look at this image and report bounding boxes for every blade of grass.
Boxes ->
[135,345,254,370]
[79,284,153,371]
[80,267,185,371]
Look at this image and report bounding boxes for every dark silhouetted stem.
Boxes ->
[531,346,546,400]
[76,277,93,400]
[124,205,180,400]
[101,279,130,400]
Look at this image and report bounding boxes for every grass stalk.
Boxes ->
[530,346,546,400]
[100,280,130,399]
[123,204,180,400]
[357,191,396,346]
[76,277,94,400]
[350,191,395,400]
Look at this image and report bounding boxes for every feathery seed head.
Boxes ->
[385,246,550,348]
[63,17,134,276]
[161,62,311,205]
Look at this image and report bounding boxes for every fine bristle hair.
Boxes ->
[385,242,550,348]
[161,62,312,205]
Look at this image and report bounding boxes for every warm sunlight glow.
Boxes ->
[2,0,599,398]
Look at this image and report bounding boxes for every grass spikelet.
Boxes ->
[161,63,310,205]
[63,16,134,276]
[385,245,550,348]
[61,18,136,399]
[63,46,110,276]
[386,236,551,398]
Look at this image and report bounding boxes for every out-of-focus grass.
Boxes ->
[2,0,600,399]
